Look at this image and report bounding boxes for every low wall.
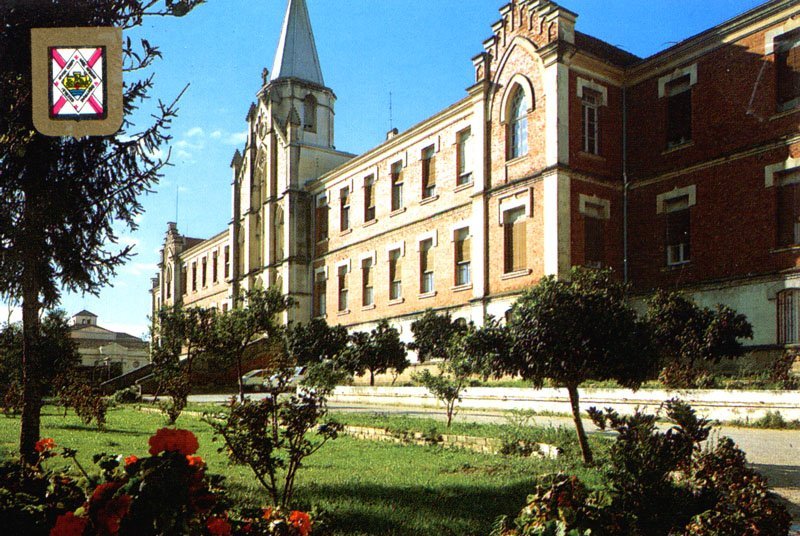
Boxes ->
[329,386,800,421]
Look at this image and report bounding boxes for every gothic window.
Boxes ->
[303,94,317,132]
[165,267,172,299]
[508,88,528,159]
[273,205,285,260]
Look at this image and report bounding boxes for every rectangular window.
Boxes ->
[362,257,374,307]
[212,251,218,283]
[181,265,187,295]
[224,246,230,279]
[315,194,328,241]
[665,196,691,265]
[391,162,404,211]
[337,265,348,312]
[420,238,434,294]
[456,128,472,186]
[222,302,228,313]
[776,29,800,109]
[666,76,692,147]
[364,175,376,222]
[314,271,327,317]
[454,228,471,286]
[389,248,402,300]
[777,172,800,246]
[201,257,207,287]
[503,207,527,273]
[584,215,605,268]
[191,262,197,292]
[582,89,600,155]
[340,186,350,231]
[421,146,436,199]
[778,290,800,344]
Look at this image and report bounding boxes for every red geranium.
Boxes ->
[35,438,56,453]
[206,515,232,536]
[50,512,88,536]
[289,510,312,536]
[88,482,132,536]
[147,428,199,456]
[123,455,138,467]
[186,455,205,467]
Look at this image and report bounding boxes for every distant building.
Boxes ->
[152,0,800,362]
[69,310,148,375]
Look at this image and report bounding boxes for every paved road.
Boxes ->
[188,394,800,524]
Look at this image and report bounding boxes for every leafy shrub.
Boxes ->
[157,372,190,424]
[205,382,342,509]
[111,386,141,404]
[731,410,800,430]
[498,401,790,536]
[55,373,108,429]
[1,380,23,417]
[769,350,799,390]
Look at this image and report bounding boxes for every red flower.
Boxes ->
[147,428,199,456]
[186,455,205,467]
[50,512,88,536]
[89,483,132,536]
[206,516,232,536]
[262,507,274,520]
[123,455,138,467]
[289,510,312,536]
[36,438,56,453]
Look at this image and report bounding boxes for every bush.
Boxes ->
[498,401,791,536]
[111,386,141,404]
[769,350,799,390]
[56,373,108,429]
[1,381,23,417]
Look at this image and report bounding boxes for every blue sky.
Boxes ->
[23,0,765,338]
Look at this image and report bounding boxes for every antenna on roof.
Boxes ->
[389,91,393,131]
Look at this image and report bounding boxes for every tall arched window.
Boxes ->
[303,94,317,132]
[508,88,528,159]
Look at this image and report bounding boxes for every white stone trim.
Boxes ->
[416,230,438,250]
[578,194,611,219]
[576,77,608,106]
[359,250,377,264]
[386,241,405,257]
[498,189,533,224]
[314,265,328,280]
[766,19,800,55]
[765,157,800,188]
[657,63,698,98]
[656,185,697,214]
[499,73,535,123]
[335,258,351,273]
[450,219,471,236]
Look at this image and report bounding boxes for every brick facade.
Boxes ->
[152,0,800,356]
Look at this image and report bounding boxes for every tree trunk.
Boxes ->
[236,353,245,403]
[19,232,43,465]
[369,369,375,386]
[566,384,593,465]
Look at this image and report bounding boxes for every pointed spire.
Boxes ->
[271,0,324,86]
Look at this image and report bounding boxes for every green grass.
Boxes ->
[728,410,800,430]
[0,406,609,535]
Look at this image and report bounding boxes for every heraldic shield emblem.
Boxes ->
[49,46,106,119]
[31,27,122,137]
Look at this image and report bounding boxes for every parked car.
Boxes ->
[263,366,306,391]
[241,369,271,392]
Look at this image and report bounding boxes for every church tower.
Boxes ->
[229,0,352,322]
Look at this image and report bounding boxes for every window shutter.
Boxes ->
[364,262,373,287]
[456,232,471,263]
[427,155,436,188]
[584,216,605,265]
[513,218,526,271]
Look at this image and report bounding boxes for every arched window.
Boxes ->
[508,88,528,159]
[303,94,317,132]
[273,205,284,261]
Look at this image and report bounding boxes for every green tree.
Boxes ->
[645,290,753,388]
[0,309,80,394]
[206,288,295,402]
[285,317,349,392]
[500,268,656,464]
[408,309,467,362]
[150,305,216,423]
[340,319,409,386]
[0,0,202,462]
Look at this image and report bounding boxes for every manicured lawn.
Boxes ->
[0,406,607,535]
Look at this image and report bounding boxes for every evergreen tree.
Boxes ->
[0,0,202,462]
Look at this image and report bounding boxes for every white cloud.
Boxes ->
[176,149,193,161]
[210,130,223,139]
[225,129,248,146]
[123,262,158,277]
[187,127,205,138]
[178,186,190,193]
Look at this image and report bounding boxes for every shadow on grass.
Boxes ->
[292,481,534,536]
[50,423,148,436]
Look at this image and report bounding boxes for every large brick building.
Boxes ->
[152,0,800,359]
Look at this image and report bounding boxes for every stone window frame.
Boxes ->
[577,78,608,156]
[657,185,696,267]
